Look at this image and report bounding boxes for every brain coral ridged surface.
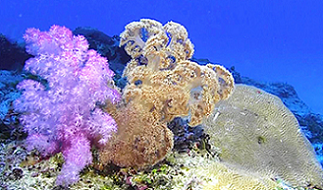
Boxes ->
[202,84,323,188]
[201,161,278,190]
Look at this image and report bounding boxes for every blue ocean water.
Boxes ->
[1,0,323,115]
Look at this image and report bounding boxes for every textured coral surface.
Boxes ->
[99,102,174,168]
[203,84,323,188]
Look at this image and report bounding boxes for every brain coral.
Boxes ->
[202,84,323,188]
[202,161,278,190]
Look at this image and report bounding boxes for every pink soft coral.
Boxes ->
[14,25,120,186]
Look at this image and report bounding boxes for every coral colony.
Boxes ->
[98,19,234,170]
[14,25,120,185]
[9,19,323,189]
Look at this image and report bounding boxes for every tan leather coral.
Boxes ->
[99,19,234,169]
[120,19,234,126]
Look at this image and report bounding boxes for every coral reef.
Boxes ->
[72,28,323,167]
[1,21,322,190]
[202,84,323,188]
[13,25,121,186]
[71,30,323,167]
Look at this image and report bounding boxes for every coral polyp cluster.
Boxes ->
[13,25,120,186]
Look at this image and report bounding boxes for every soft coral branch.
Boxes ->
[14,25,120,186]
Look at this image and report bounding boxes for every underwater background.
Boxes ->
[1,0,323,115]
[1,0,323,189]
